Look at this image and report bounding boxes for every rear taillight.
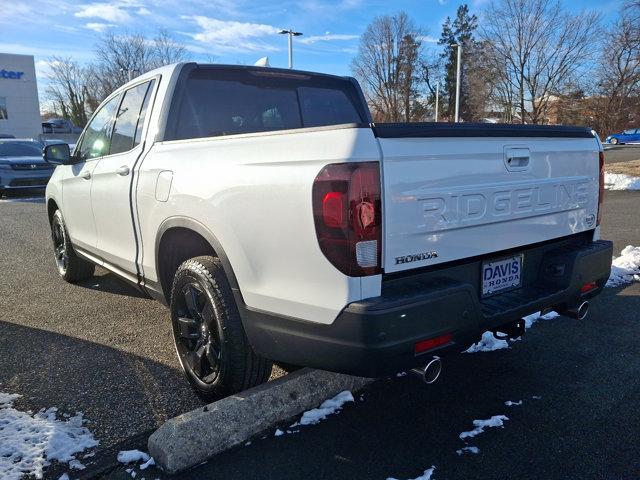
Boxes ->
[312,162,382,276]
[581,281,598,294]
[597,150,605,226]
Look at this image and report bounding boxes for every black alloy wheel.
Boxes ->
[174,280,224,385]
[170,256,272,400]
[50,209,95,282]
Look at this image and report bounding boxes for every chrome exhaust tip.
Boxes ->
[560,301,590,320]
[576,301,589,320]
[410,356,442,384]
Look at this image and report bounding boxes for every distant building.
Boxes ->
[0,53,41,138]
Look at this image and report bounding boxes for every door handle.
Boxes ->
[116,165,130,176]
[81,171,91,180]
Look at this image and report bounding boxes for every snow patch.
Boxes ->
[387,466,436,480]
[274,429,284,437]
[459,415,509,440]
[464,331,509,353]
[504,400,523,407]
[465,310,559,353]
[117,449,151,464]
[604,172,640,191]
[456,446,480,455]
[0,393,98,480]
[607,245,640,287]
[294,390,354,426]
[140,456,155,470]
[69,458,86,470]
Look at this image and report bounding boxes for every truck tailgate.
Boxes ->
[375,124,600,274]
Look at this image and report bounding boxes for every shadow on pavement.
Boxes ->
[75,269,150,300]
[0,320,205,478]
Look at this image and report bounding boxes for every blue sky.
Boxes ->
[1,0,624,88]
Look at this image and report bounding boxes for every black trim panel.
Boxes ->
[152,216,243,305]
[242,238,612,377]
[373,122,595,139]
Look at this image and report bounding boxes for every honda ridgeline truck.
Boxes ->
[44,63,612,399]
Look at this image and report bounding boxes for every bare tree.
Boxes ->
[592,1,640,135]
[90,29,186,103]
[481,0,601,124]
[45,30,187,123]
[45,57,92,127]
[351,12,425,122]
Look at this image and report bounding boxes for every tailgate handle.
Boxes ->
[504,148,530,171]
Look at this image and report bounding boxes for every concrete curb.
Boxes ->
[148,368,374,474]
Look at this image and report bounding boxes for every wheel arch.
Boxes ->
[155,217,243,306]
[47,198,60,225]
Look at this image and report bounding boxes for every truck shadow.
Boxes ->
[0,320,205,475]
[75,267,150,299]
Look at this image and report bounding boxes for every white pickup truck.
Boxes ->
[44,62,612,399]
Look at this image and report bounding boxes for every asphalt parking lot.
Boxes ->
[1,191,639,480]
[604,144,640,164]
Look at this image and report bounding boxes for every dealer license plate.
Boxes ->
[481,255,523,297]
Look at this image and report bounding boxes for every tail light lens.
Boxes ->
[597,150,605,226]
[312,162,382,276]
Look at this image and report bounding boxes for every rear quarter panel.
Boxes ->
[136,127,382,324]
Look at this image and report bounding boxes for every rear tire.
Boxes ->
[50,210,95,282]
[170,256,272,400]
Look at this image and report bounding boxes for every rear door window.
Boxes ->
[170,68,365,141]
[110,80,155,155]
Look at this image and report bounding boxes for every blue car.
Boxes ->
[0,139,55,196]
[605,128,640,145]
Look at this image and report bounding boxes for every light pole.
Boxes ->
[278,29,303,69]
[435,81,440,122]
[451,43,462,122]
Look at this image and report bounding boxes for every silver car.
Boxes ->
[0,139,55,196]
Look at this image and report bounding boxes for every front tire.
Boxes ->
[50,210,95,282]
[170,256,272,400]
[610,137,619,145]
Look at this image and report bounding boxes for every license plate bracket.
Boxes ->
[481,254,523,297]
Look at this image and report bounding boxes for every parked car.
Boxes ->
[604,128,640,144]
[42,118,82,134]
[0,139,55,196]
[0,133,15,139]
[44,63,612,399]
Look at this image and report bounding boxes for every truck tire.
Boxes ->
[50,209,95,282]
[170,256,272,400]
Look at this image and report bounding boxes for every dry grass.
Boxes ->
[605,159,640,177]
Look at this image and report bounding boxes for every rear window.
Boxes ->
[168,67,364,141]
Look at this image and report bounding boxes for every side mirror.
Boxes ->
[43,143,74,165]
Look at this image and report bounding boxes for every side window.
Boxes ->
[623,129,635,135]
[110,80,155,155]
[77,95,120,160]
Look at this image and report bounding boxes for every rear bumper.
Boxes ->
[243,234,613,377]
